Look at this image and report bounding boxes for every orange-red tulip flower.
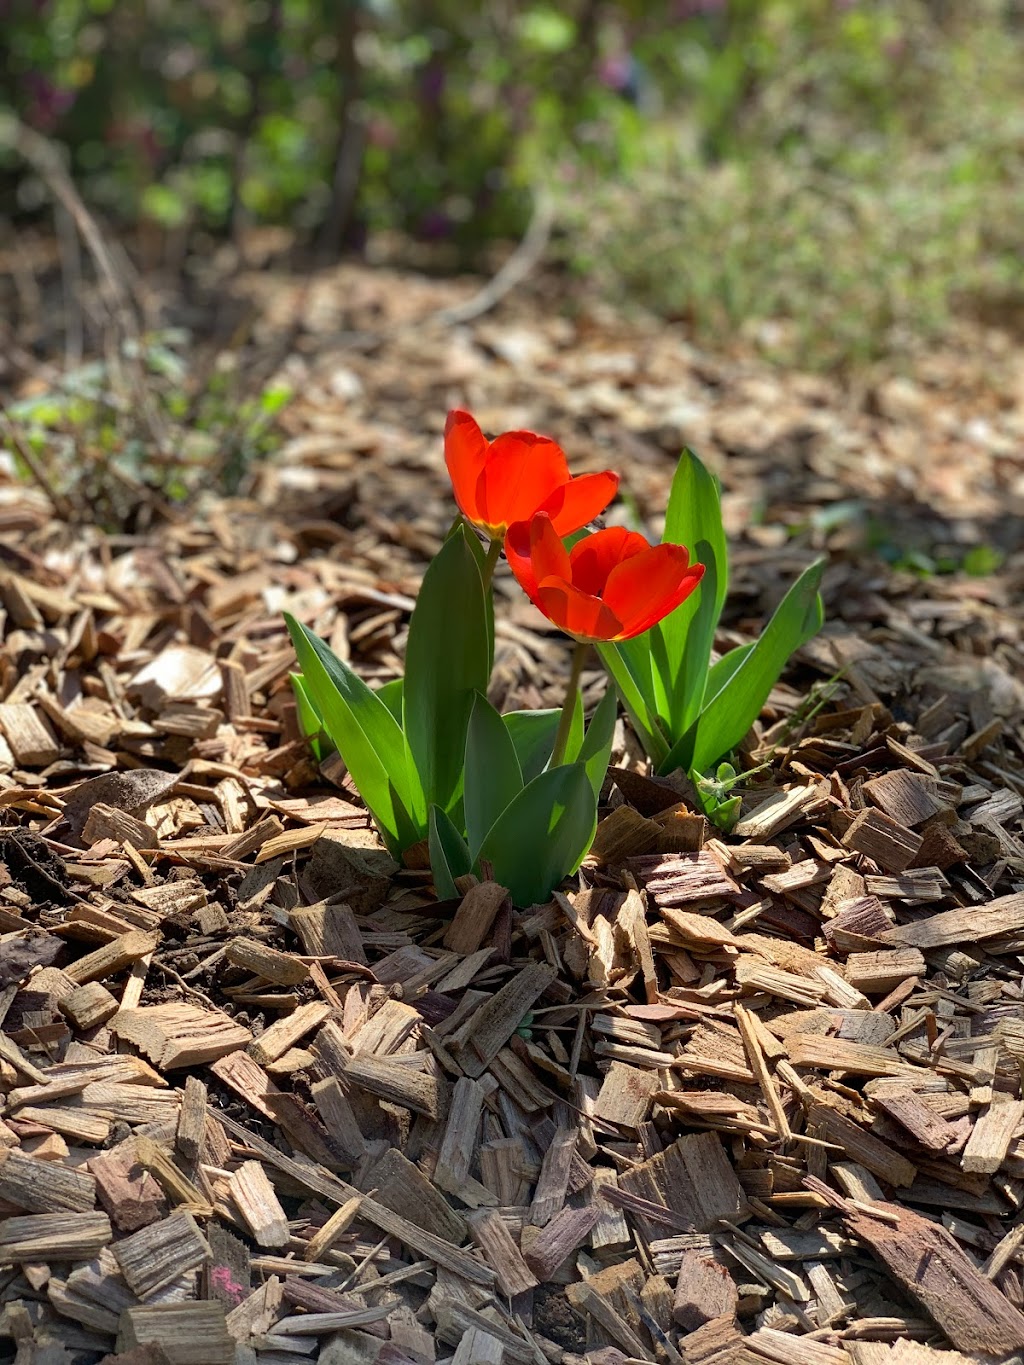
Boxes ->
[505,513,705,643]
[445,409,619,540]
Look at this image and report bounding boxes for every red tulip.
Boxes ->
[505,513,705,642]
[445,409,619,540]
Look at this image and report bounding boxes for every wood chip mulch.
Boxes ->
[1,273,1024,1364]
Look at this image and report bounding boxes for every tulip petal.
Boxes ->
[538,470,620,538]
[604,545,705,640]
[444,410,489,523]
[505,512,572,607]
[537,580,623,642]
[474,432,569,532]
[569,525,650,596]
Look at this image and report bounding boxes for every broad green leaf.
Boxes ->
[459,524,496,676]
[428,804,472,901]
[659,449,729,733]
[577,687,617,802]
[403,526,490,815]
[702,642,755,710]
[502,709,561,784]
[596,642,670,770]
[465,693,524,860]
[560,686,586,766]
[285,615,422,854]
[478,763,597,908]
[662,559,825,775]
[290,672,329,762]
[375,677,404,723]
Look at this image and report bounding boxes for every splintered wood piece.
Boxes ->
[288,900,367,964]
[434,1075,496,1205]
[64,929,161,984]
[443,881,509,954]
[845,948,927,993]
[841,808,924,872]
[872,1090,960,1153]
[0,702,60,766]
[228,1161,290,1248]
[247,1000,332,1067]
[589,803,662,863]
[89,1148,168,1232]
[594,1062,660,1129]
[82,801,160,849]
[336,1052,441,1118]
[117,1301,235,1364]
[735,1004,791,1140]
[807,1104,916,1187]
[632,849,741,905]
[59,980,120,1030]
[589,1168,631,1253]
[961,1100,1024,1174]
[16,1105,111,1146]
[0,1211,112,1261]
[467,1207,539,1295]
[863,770,946,826]
[113,1002,252,1068]
[451,1327,506,1365]
[365,1147,466,1243]
[225,935,309,985]
[530,1126,578,1226]
[565,1279,648,1357]
[310,1077,366,1166]
[452,962,556,1077]
[619,1132,751,1235]
[522,1204,600,1281]
[878,891,1024,950]
[303,1194,363,1262]
[838,1195,1024,1355]
[0,1146,96,1212]
[176,1075,207,1164]
[734,784,827,838]
[786,1036,916,1077]
[673,1250,739,1330]
[132,1136,213,1215]
[215,1109,493,1286]
[113,1210,211,1298]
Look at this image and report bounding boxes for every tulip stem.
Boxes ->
[550,641,590,768]
[481,537,503,589]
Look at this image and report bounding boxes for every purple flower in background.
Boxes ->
[597,53,633,93]
[24,72,76,131]
[419,58,446,106]
[417,208,452,240]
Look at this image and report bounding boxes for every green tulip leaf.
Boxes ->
[428,804,472,901]
[502,709,562,784]
[577,686,617,802]
[465,692,524,860]
[478,763,596,907]
[285,614,423,855]
[403,525,490,815]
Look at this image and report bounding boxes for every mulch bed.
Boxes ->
[1,259,1024,1364]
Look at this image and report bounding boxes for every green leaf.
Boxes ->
[502,709,561,784]
[290,672,328,762]
[285,615,423,855]
[403,525,490,815]
[661,559,826,775]
[560,687,586,766]
[456,523,495,677]
[477,763,596,907]
[375,678,404,724]
[659,449,730,734]
[596,642,670,769]
[465,693,524,860]
[577,687,617,802]
[428,805,472,901]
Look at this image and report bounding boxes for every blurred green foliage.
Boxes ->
[3,0,1023,368]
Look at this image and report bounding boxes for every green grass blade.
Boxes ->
[477,763,597,907]
[289,672,330,763]
[403,525,490,815]
[465,693,524,860]
[375,677,404,723]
